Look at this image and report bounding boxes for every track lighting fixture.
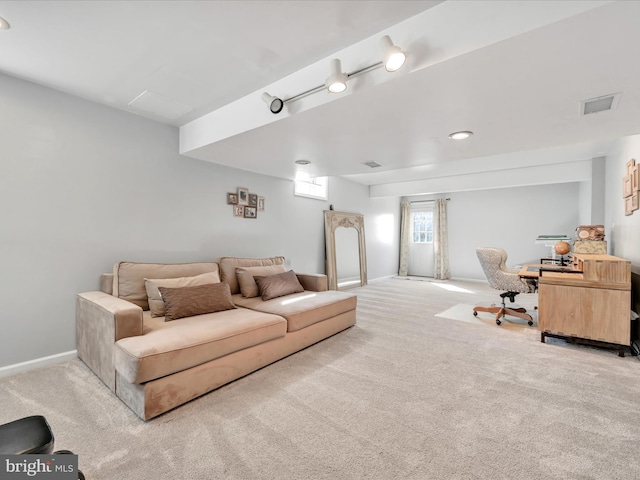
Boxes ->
[260,35,407,111]
[261,92,284,114]
[325,59,348,93]
[380,35,406,72]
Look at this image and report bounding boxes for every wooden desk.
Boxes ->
[536,253,631,355]
[518,263,581,279]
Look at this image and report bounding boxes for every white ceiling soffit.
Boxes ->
[179,0,611,159]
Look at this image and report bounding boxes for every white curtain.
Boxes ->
[398,201,411,276]
[433,198,450,280]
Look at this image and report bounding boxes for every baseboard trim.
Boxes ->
[0,350,77,379]
[368,274,396,283]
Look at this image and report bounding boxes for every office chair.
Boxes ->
[473,247,537,326]
[0,415,85,479]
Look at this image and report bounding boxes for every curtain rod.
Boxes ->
[410,198,450,204]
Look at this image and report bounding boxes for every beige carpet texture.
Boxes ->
[2,278,639,479]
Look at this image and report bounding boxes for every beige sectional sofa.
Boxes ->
[76,256,356,420]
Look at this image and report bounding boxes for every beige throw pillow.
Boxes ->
[158,283,236,322]
[145,271,220,317]
[254,270,304,301]
[236,265,286,297]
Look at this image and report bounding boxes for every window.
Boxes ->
[294,176,328,200]
[412,211,433,243]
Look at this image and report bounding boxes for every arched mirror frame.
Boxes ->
[324,210,367,290]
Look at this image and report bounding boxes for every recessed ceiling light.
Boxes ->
[0,16,10,30]
[448,131,473,140]
[295,159,311,165]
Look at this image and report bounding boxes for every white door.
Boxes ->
[407,204,434,277]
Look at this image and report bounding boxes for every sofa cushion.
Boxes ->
[113,261,219,310]
[236,265,286,297]
[219,256,285,294]
[114,309,287,384]
[254,270,304,301]
[159,283,236,321]
[145,272,221,317]
[233,290,356,332]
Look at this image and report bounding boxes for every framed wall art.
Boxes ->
[233,205,244,217]
[228,187,265,218]
[623,175,632,198]
[623,158,637,216]
[237,187,249,205]
[244,206,257,218]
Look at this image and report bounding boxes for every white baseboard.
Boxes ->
[368,274,396,283]
[0,350,77,379]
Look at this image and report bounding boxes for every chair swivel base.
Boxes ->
[473,305,534,326]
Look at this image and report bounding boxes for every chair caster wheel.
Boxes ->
[473,311,478,316]
[528,320,533,326]
[496,319,501,325]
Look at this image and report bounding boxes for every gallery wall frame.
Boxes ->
[227,187,265,219]
[623,158,639,215]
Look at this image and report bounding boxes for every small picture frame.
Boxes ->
[623,175,632,198]
[248,193,258,207]
[244,206,257,219]
[237,187,249,205]
[633,193,639,212]
[625,196,633,216]
[227,193,238,205]
[633,165,639,192]
[257,196,265,211]
[627,158,636,176]
[233,205,245,217]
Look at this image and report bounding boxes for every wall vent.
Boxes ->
[363,161,382,168]
[580,93,621,116]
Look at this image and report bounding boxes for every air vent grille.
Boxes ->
[580,93,620,116]
[363,161,382,168]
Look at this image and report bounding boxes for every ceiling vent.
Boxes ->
[363,161,382,168]
[580,93,621,116]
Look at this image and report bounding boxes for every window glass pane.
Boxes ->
[411,210,435,243]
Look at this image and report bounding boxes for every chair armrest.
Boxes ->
[76,291,143,391]
[296,273,328,292]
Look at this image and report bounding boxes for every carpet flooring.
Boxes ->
[1,278,640,479]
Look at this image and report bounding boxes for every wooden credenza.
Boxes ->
[538,253,631,353]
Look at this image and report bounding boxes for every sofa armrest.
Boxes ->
[100,273,114,294]
[296,273,328,292]
[76,291,143,391]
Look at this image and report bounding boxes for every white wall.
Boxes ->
[605,135,640,268]
[406,183,580,280]
[0,73,399,368]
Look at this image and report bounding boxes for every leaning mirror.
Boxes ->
[324,210,367,290]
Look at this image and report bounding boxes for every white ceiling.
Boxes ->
[1,0,639,190]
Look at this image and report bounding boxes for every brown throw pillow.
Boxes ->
[145,271,221,317]
[158,283,236,321]
[254,270,304,301]
[236,265,287,297]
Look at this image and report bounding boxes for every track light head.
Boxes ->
[380,35,406,72]
[325,59,347,93]
[261,92,284,114]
